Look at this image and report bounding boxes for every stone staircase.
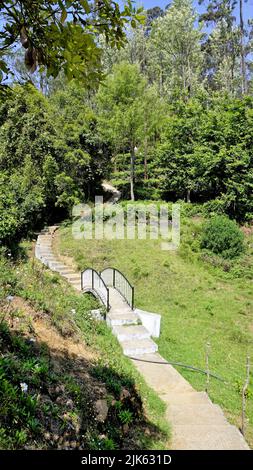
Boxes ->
[35,227,158,357]
[35,228,82,291]
[132,353,250,450]
[35,226,250,450]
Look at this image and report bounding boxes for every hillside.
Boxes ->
[0,245,169,450]
[55,207,253,447]
[1,0,253,455]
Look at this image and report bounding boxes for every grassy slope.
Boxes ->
[0,244,170,450]
[57,214,253,447]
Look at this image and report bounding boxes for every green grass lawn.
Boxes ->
[56,211,253,447]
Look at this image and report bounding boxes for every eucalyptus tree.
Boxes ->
[148,0,205,99]
[200,0,252,95]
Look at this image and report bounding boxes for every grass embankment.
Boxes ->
[56,205,253,447]
[0,243,170,450]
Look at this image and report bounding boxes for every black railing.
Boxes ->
[81,268,110,311]
[100,267,134,310]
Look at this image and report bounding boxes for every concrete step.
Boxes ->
[113,325,150,341]
[62,273,81,282]
[52,267,75,274]
[56,268,76,275]
[168,403,228,426]
[109,308,135,316]
[161,391,212,405]
[131,353,196,395]
[37,253,54,258]
[48,261,66,268]
[43,259,59,266]
[38,248,52,252]
[47,261,65,269]
[121,338,158,356]
[37,244,52,249]
[107,311,140,327]
[171,424,249,450]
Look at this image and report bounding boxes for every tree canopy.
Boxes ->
[0,0,144,88]
[1,0,253,245]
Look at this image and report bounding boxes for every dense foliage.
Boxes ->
[201,215,245,259]
[0,253,168,450]
[1,0,253,246]
[155,95,253,220]
[0,84,111,244]
[0,1,143,89]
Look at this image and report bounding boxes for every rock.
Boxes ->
[123,424,129,434]
[56,396,65,405]
[48,385,56,395]
[66,399,74,409]
[120,388,131,400]
[95,399,109,422]
[55,384,65,394]
[50,421,60,434]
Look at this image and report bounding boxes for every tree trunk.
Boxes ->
[240,0,247,95]
[144,132,148,181]
[187,189,191,203]
[130,149,135,201]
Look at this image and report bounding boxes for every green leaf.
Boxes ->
[80,0,90,14]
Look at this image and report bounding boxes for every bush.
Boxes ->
[201,215,245,259]
[203,198,227,217]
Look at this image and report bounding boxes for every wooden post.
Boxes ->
[242,356,250,436]
[205,342,211,394]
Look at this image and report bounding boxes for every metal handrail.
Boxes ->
[100,267,134,310]
[81,268,110,311]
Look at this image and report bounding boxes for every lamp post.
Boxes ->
[130,146,137,201]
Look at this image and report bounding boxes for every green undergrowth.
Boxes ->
[0,246,170,450]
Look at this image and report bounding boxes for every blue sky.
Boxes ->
[136,0,253,21]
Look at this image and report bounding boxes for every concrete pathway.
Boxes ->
[132,353,249,450]
[35,227,250,450]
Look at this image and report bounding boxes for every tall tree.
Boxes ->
[200,0,251,95]
[239,0,247,94]
[148,0,204,99]
[97,62,165,200]
[97,63,146,200]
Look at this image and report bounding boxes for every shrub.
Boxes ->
[203,198,226,216]
[201,215,245,259]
